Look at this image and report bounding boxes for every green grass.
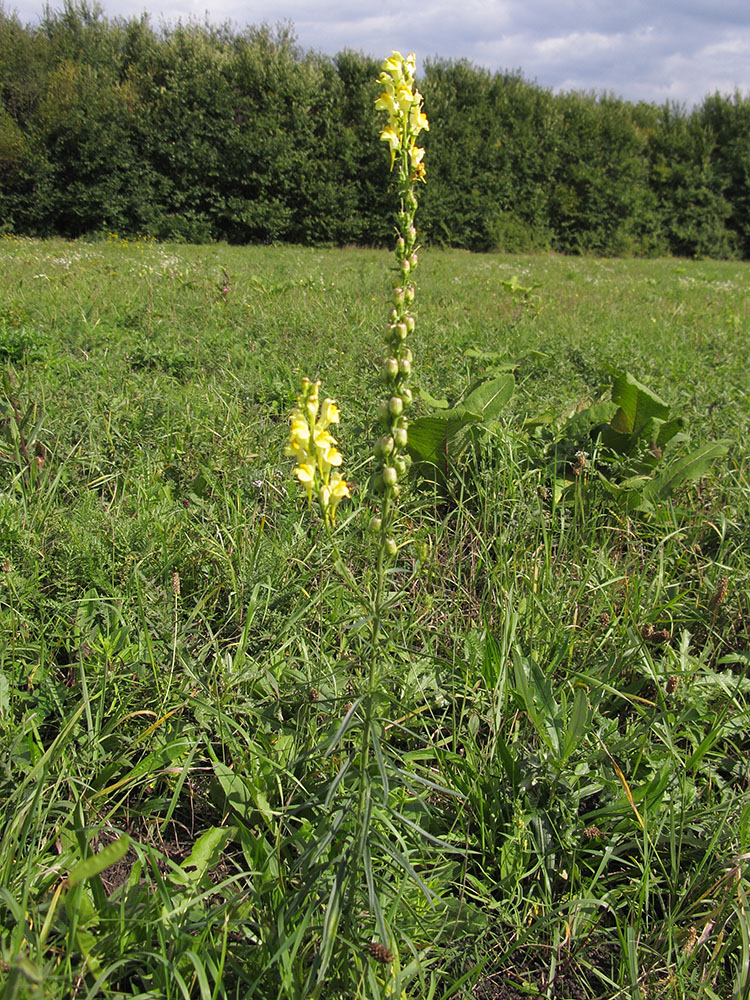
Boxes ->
[0,235,749,999]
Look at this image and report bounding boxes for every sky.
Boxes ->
[7,0,750,107]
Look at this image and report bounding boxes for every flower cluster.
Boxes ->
[375,51,429,182]
[372,53,428,545]
[287,377,350,524]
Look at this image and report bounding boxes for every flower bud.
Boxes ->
[400,258,411,274]
[388,395,404,416]
[409,254,418,269]
[388,308,399,324]
[393,455,408,477]
[369,516,382,535]
[408,226,417,240]
[383,466,398,486]
[396,237,406,257]
[395,322,408,342]
[405,316,415,333]
[376,401,390,426]
[393,286,405,305]
[401,387,413,407]
[376,434,395,457]
[385,537,398,557]
[384,357,399,379]
[398,357,411,376]
[394,426,408,448]
[401,347,413,364]
[405,284,415,303]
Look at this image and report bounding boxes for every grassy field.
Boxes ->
[0,235,749,999]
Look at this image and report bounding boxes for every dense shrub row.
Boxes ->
[2,2,750,255]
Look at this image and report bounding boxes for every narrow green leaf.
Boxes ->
[646,439,732,499]
[180,826,236,882]
[68,835,130,887]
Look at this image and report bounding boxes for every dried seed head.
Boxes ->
[666,675,680,694]
[682,925,698,957]
[583,825,602,840]
[712,576,729,608]
[368,941,394,965]
[172,572,181,597]
[309,688,319,702]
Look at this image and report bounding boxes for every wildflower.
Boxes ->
[372,50,428,545]
[287,378,350,524]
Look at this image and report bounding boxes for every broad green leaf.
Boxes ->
[460,373,514,421]
[610,371,669,436]
[560,401,618,442]
[212,760,274,827]
[407,416,449,468]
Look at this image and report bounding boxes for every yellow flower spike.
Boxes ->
[288,377,350,523]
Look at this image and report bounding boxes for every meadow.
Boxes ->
[0,235,749,999]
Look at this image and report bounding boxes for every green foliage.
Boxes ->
[528,368,733,511]
[0,7,750,255]
[409,373,515,486]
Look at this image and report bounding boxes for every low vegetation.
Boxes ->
[0,233,748,998]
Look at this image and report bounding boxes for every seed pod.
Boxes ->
[368,941,394,965]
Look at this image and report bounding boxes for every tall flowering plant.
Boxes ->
[282,52,429,993]
[371,52,429,554]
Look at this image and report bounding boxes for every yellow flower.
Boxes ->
[380,126,401,168]
[409,144,426,181]
[410,99,429,134]
[375,92,398,117]
[383,51,405,75]
[396,86,414,114]
[318,398,340,428]
[324,472,351,524]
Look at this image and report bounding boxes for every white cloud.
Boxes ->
[5,0,750,104]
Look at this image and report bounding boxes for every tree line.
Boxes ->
[2,2,750,256]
